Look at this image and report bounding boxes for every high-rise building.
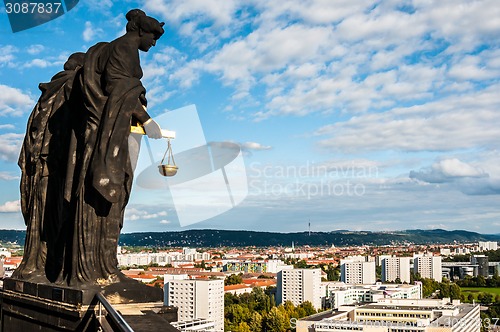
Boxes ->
[376,254,392,266]
[340,260,376,284]
[381,257,411,283]
[277,268,322,309]
[414,254,442,281]
[164,277,224,332]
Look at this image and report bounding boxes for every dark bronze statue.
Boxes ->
[14,9,164,287]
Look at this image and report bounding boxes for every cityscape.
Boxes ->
[1,237,499,331]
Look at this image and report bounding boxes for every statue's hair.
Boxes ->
[126,9,165,40]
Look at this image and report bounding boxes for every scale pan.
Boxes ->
[158,164,178,177]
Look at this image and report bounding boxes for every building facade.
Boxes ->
[299,298,480,332]
[277,268,322,310]
[324,282,422,309]
[164,278,224,332]
[341,261,376,284]
[381,257,411,283]
[413,255,442,281]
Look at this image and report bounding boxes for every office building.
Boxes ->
[298,298,480,332]
[324,282,421,309]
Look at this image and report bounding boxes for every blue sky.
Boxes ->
[1,0,500,234]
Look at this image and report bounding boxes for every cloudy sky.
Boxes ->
[1,0,499,234]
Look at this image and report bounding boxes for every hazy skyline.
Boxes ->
[1,1,499,233]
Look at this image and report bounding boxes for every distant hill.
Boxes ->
[1,228,499,248]
[117,229,500,247]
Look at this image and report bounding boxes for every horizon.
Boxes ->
[1,227,500,236]
[1,1,499,234]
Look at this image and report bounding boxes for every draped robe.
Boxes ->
[15,37,152,286]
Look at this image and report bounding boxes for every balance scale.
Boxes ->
[131,125,177,177]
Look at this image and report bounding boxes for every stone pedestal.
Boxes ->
[0,276,166,331]
[0,279,96,331]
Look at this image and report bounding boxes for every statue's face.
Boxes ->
[139,31,157,52]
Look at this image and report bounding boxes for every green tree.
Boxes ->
[467,293,474,303]
[476,275,487,287]
[449,283,461,300]
[225,273,243,286]
[264,306,289,332]
[284,300,298,321]
[249,312,263,332]
[294,260,308,269]
[298,301,316,316]
[225,304,252,326]
[376,265,382,281]
[237,322,251,332]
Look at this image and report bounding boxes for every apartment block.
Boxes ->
[340,260,376,284]
[413,254,442,281]
[164,278,224,332]
[277,268,322,310]
[381,257,411,283]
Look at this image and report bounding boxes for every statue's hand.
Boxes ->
[143,118,162,139]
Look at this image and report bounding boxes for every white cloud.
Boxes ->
[0,45,17,65]
[410,158,500,196]
[139,1,499,124]
[83,21,103,42]
[125,207,168,221]
[22,59,51,68]
[0,133,24,162]
[0,200,20,213]
[241,142,272,151]
[0,172,19,180]
[26,44,45,55]
[144,0,238,27]
[0,85,34,116]
[315,85,500,153]
[410,158,487,184]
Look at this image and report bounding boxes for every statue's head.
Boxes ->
[125,9,165,52]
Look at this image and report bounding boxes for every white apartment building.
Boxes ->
[478,241,498,251]
[376,255,392,266]
[117,248,211,267]
[323,282,421,309]
[413,254,442,281]
[164,278,224,332]
[340,260,376,284]
[381,257,411,283]
[299,298,480,332]
[277,268,322,310]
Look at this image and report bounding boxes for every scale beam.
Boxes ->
[130,126,176,139]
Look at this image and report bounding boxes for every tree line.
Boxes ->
[224,287,316,332]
